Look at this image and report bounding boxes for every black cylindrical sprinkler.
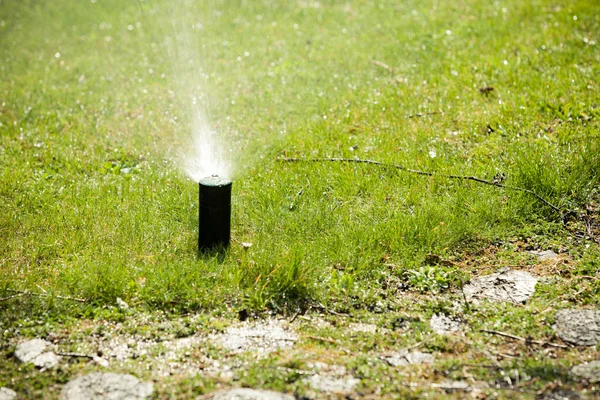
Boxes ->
[199,175,232,253]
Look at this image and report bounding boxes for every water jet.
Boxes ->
[198,175,232,253]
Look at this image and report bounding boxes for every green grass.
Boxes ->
[1,0,599,398]
[2,0,598,311]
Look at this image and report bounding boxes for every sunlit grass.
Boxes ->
[0,0,598,314]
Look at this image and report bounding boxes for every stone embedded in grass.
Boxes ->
[0,387,17,400]
[15,339,61,369]
[537,390,584,400]
[528,249,559,261]
[382,349,434,367]
[95,333,208,377]
[431,381,471,392]
[116,297,129,310]
[462,269,538,304]
[429,314,461,334]
[571,360,600,383]
[213,319,297,355]
[303,363,359,394]
[60,372,154,400]
[305,374,360,394]
[555,309,600,346]
[209,388,295,400]
[348,322,385,334]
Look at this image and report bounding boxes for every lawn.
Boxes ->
[1,0,599,398]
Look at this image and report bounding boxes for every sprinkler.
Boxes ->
[198,175,232,253]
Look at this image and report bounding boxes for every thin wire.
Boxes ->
[279,157,563,214]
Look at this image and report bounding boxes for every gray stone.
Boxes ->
[213,319,297,355]
[555,309,600,346]
[116,297,129,310]
[431,381,471,392]
[571,360,600,383]
[15,339,61,369]
[529,249,559,261]
[463,269,538,304]
[0,387,17,400]
[537,390,583,400]
[306,374,360,394]
[382,350,434,367]
[348,322,378,334]
[60,372,154,400]
[209,388,294,400]
[429,314,461,334]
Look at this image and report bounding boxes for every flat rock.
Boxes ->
[209,388,294,400]
[348,322,378,334]
[463,269,538,304]
[382,350,434,367]
[571,360,600,383]
[429,314,461,334]
[15,339,61,369]
[213,319,297,355]
[529,249,559,261]
[555,309,600,346]
[60,372,154,400]
[306,374,360,394]
[537,390,584,400]
[0,388,17,400]
[431,381,471,392]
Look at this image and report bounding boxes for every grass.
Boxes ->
[1,0,599,398]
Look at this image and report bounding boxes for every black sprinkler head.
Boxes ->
[198,175,232,253]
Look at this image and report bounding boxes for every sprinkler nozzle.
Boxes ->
[199,175,232,253]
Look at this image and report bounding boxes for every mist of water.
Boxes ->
[181,106,232,181]
[141,0,237,182]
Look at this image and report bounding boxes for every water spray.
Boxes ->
[198,175,232,253]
